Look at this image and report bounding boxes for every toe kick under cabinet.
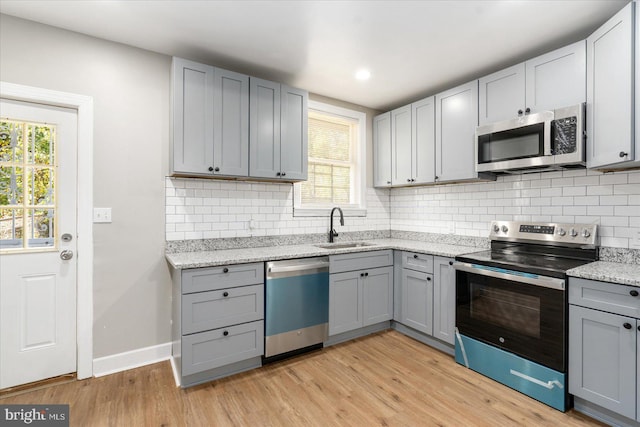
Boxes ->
[171,262,265,388]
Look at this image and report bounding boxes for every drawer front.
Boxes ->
[181,320,264,376]
[401,251,434,273]
[182,284,264,335]
[330,250,393,274]
[569,278,640,318]
[182,262,264,294]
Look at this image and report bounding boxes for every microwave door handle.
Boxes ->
[544,116,553,156]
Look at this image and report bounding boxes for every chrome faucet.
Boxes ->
[329,207,344,243]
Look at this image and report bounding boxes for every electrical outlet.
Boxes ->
[93,207,112,223]
[630,229,640,250]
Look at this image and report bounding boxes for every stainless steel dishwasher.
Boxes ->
[264,257,329,359]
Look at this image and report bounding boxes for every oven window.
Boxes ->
[470,285,541,339]
[478,122,544,163]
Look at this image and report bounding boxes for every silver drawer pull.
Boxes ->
[509,369,563,390]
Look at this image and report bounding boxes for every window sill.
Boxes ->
[293,207,367,218]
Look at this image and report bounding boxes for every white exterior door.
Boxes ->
[0,99,78,389]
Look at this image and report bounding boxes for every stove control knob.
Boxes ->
[493,224,500,233]
[557,228,566,237]
[581,229,591,238]
[501,225,509,233]
[569,228,578,237]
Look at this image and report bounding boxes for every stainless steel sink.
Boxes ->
[315,242,375,249]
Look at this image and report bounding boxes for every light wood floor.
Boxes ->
[1,330,606,426]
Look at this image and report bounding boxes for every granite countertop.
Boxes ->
[567,261,640,287]
[165,238,484,270]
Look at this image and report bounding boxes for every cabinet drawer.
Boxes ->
[401,251,434,273]
[182,284,264,335]
[569,278,640,318]
[181,262,264,294]
[330,250,393,274]
[181,320,264,376]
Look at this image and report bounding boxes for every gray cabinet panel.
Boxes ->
[587,3,635,168]
[433,257,455,345]
[182,284,264,335]
[638,328,640,423]
[569,306,636,419]
[280,85,308,180]
[330,250,393,274]
[435,80,479,182]
[181,263,264,294]
[363,266,394,326]
[401,268,433,335]
[373,112,392,187]
[401,251,434,274]
[181,320,264,376]
[172,58,214,175]
[412,96,436,184]
[478,63,525,125]
[569,278,640,318]
[213,68,249,176]
[525,40,586,114]
[391,105,412,185]
[249,78,281,178]
[329,271,362,335]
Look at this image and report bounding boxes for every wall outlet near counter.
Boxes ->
[630,229,640,250]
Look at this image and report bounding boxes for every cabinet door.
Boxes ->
[435,80,479,182]
[400,269,433,335]
[478,63,525,125]
[249,78,281,178]
[637,326,640,423]
[172,58,214,175]
[280,85,308,180]
[373,112,392,187]
[391,105,412,185]
[329,271,362,335]
[586,3,634,168]
[363,266,393,326]
[433,257,455,345]
[412,97,436,184]
[525,40,586,114]
[213,68,249,176]
[568,305,636,419]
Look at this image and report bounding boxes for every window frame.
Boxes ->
[294,100,366,217]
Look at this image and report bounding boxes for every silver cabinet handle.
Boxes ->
[60,250,74,260]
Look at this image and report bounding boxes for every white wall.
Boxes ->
[0,14,172,358]
[391,169,640,249]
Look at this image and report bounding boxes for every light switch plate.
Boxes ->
[93,207,112,223]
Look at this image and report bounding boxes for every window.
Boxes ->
[294,101,366,216]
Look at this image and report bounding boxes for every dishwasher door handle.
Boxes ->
[268,261,329,274]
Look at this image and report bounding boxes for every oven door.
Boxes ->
[454,262,566,372]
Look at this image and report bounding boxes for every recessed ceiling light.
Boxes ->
[355,69,371,81]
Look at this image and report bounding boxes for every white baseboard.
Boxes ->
[93,342,171,377]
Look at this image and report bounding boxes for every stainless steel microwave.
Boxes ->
[475,104,585,173]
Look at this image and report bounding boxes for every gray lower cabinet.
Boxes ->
[249,78,308,181]
[172,262,265,387]
[433,257,456,345]
[400,268,433,334]
[569,277,640,422]
[329,251,393,336]
[171,57,249,177]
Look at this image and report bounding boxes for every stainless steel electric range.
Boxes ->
[453,221,598,412]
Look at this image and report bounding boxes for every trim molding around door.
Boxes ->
[1,81,94,379]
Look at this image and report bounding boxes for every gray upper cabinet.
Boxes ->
[587,2,637,169]
[391,105,412,185]
[249,78,308,180]
[171,57,249,177]
[433,257,455,345]
[479,41,586,125]
[435,80,480,183]
[373,112,392,187]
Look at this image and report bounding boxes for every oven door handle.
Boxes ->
[452,262,565,291]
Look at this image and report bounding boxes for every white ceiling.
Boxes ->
[0,0,630,111]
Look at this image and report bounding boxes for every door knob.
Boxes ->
[60,250,74,260]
